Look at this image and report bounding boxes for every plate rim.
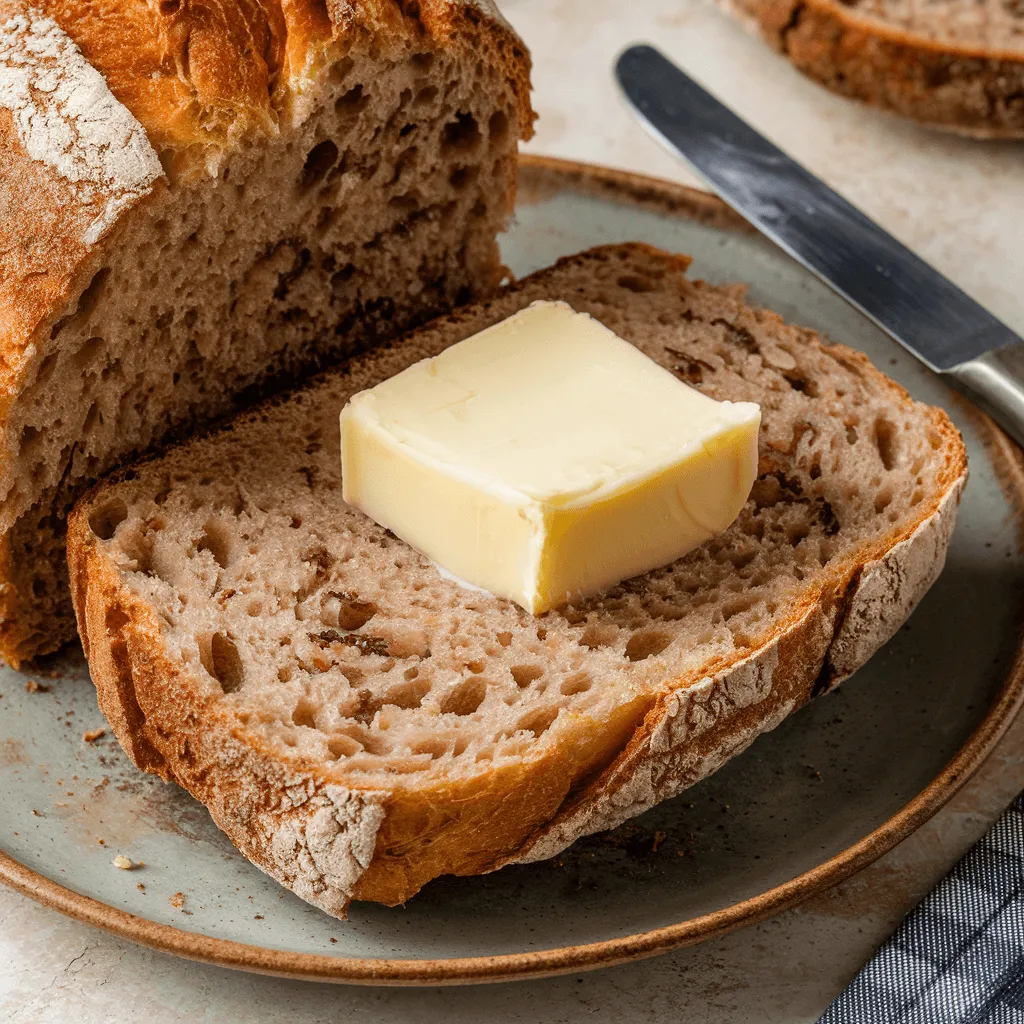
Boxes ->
[3,153,1023,986]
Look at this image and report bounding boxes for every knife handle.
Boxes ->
[947,346,1024,451]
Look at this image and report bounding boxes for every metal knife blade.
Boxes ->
[615,44,1024,448]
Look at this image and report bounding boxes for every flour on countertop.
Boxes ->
[0,11,163,244]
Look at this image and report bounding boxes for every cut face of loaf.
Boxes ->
[68,244,967,915]
[0,0,532,664]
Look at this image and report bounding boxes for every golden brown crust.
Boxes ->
[67,243,969,912]
[721,0,1024,138]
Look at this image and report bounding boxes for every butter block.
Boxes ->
[340,301,761,614]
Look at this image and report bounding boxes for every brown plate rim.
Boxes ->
[3,153,1023,986]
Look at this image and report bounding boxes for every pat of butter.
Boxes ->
[340,300,760,614]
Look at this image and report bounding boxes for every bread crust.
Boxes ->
[67,243,969,914]
[720,0,1024,138]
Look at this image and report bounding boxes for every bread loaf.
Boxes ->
[0,0,532,664]
[68,243,967,915]
[720,0,1024,138]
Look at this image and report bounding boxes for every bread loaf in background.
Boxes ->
[719,0,1024,138]
[0,0,532,664]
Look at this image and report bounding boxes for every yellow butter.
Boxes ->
[340,301,760,614]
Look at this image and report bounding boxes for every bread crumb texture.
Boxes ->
[69,244,967,913]
[0,0,533,664]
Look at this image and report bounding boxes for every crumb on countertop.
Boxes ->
[24,679,49,693]
[169,892,187,910]
[82,728,106,743]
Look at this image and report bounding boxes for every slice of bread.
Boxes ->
[720,0,1024,138]
[68,243,967,916]
[0,0,532,665]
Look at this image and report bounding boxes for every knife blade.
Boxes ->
[615,44,1024,449]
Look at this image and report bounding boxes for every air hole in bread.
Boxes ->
[321,591,377,630]
[412,738,448,759]
[727,548,757,571]
[440,677,486,715]
[846,424,859,445]
[559,671,593,696]
[201,631,244,693]
[414,85,439,107]
[722,595,755,620]
[328,55,354,84]
[787,522,810,545]
[449,165,479,190]
[617,274,655,293]
[51,268,109,341]
[874,486,893,514]
[83,402,100,434]
[384,676,430,710]
[782,370,819,397]
[35,352,58,387]
[580,623,618,650]
[89,499,128,541]
[488,110,509,145]
[442,112,481,152]
[73,336,105,372]
[335,83,368,117]
[327,734,362,759]
[874,418,898,471]
[518,706,558,737]
[411,51,433,72]
[196,519,232,569]
[510,664,544,688]
[625,629,671,662]
[496,631,513,647]
[292,698,318,729]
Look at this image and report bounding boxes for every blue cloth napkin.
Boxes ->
[819,794,1024,1024]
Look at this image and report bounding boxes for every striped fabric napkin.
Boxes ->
[819,794,1024,1023]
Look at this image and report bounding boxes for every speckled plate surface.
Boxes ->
[1,156,1022,985]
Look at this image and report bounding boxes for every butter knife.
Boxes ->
[615,44,1024,449]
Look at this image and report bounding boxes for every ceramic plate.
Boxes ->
[2,156,1022,985]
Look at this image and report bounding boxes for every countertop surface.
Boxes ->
[3,1,1022,1021]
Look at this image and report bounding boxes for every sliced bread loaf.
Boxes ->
[0,0,532,664]
[720,0,1024,138]
[68,243,967,915]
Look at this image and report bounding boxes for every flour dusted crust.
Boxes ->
[0,13,163,245]
[720,0,1024,138]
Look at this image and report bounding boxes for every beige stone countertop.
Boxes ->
[2,1,1022,1020]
